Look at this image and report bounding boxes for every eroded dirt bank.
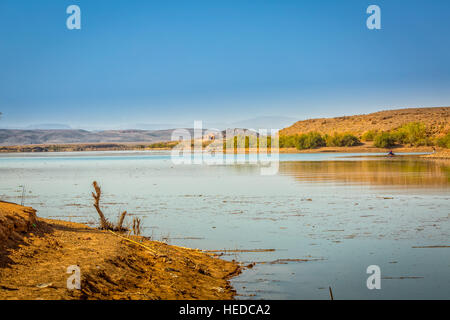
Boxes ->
[0,201,241,300]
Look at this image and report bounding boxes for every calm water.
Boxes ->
[0,151,449,299]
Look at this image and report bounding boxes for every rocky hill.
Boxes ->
[280,107,450,137]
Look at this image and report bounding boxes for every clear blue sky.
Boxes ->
[0,0,449,129]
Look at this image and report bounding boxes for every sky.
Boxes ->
[0,0,449,129]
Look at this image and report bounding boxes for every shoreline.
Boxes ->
[0,142,442,153]
[0,142,448,162]
[0,201,241,300]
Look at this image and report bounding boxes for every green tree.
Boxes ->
[279,135,298,148]
[393,122,428,146]
[296,132,326,150]
[436,133,450,149]
[373,132,396,148]
[325,133,360,147]
[361,130,378,142]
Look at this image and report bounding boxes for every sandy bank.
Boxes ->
[422,150,450,159]
[0,201,241,300]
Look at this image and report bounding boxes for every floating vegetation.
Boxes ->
[412,245,450,248]
[204,249,276,253]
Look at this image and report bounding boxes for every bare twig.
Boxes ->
[117,211,127,231]
[20,185,26,206]
[132,217,141,236]
[91,181,131,232]
[91,181,113,230]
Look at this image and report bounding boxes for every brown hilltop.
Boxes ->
[280,107,450,137]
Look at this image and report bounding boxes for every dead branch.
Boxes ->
[132,217,141,236]
[116,211,127,231]
[92,181,113,230]
[91,181,130,232]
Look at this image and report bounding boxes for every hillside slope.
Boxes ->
[280,107,450,137]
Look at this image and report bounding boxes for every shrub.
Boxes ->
[148,141,178,149]
[338,134,361,147]
[393,122,428,146]
[279,135,298,148]
[296,132,326,150]
[278,122,443,149]
[325,133,360,147]
[414,137,433,146]
[436,133,450,148]
[224,135,260,149]
[260,136,273,149]
[361,130,378,142]
[373,132,396,148]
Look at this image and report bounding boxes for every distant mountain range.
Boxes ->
[0,129,179,146]
[0,115,297,146]
[0,128,259,146]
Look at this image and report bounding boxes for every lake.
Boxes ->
[0,151,448,299]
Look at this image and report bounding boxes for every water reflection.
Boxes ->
[0,152,448,299]
[280,159,450,188]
